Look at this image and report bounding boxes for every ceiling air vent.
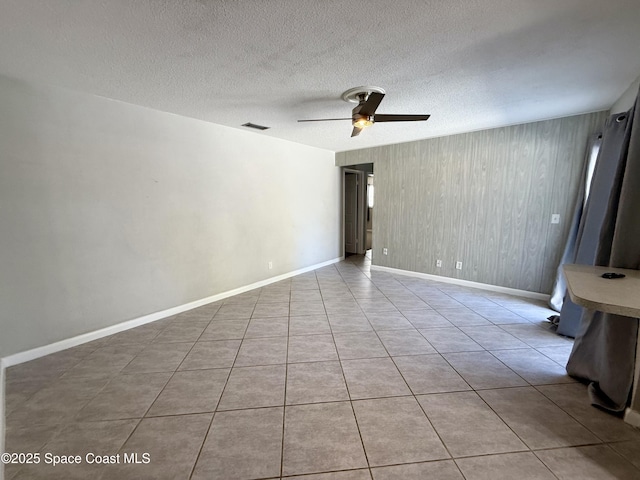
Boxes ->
[241,122,270,131]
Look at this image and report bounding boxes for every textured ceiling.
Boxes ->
[1,0,639,152]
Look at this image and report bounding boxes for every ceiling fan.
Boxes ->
[298,86,430,137]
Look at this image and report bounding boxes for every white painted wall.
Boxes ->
[611,74,640,113]
[0,75,340,360]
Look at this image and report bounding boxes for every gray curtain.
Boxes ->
[566,90,640,411]
[549,134,601,321]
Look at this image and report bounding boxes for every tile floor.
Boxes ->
[4,255,640,479]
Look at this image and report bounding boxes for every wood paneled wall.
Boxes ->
[336,112,608,293]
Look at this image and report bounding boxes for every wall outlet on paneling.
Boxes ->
[551,214,560,224]
[455,261,463,270]
[436,259,442,268]
[382,248,388,255]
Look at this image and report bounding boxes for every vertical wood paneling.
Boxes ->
[336,111,607,293]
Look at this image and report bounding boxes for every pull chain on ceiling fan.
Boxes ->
[298,86,430,137]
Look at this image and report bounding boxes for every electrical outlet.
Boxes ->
[455,261,463,270]
[436,260,442,268]
[551,214,560,224]
[382,248,388,255]
[268,261,273,270]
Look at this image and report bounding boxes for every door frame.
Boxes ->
[342,168,367,255]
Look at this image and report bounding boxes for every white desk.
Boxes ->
[563,264,640,428]
[563,264,640,318]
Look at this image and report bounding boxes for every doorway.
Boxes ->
[343,164,373,257]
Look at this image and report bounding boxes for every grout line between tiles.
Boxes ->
[326,268,373,472]
[187,296,256,480]
[11,256,637,480]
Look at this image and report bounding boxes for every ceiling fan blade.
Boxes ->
[298,118,352,122]
[373,114,431,122]
[357,92,385,116]
[351,126,363,137]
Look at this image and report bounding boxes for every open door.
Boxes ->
[344,169,366,255]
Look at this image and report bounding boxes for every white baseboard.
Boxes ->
[1,256,343,369]
[0,255,343,475]
[624,407,640,428]
[371,265,550,301]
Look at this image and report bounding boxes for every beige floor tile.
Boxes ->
[290,289,323,302]
[328,314,373,333]
[62,344,146,378]
[333,332,388,360]
[198,318,249,341]
[418,328,483,353]
[353,396,449,466]
[290,301,326,316]
[472,306,530,324]
[147,369,229,416]
[479,387,600,449]
[11,420,138,480]
[535,344,573,365]
[610,439,640,469]
[259,290,291,303]
[421,297,464,309]
[365,312,414,330]
[283,402,368,476]
[288,334,338,363]
[3,424,61,480]
[181,302,221,318]
[6,348,89,380]
[537,383,640,442]
[121,342,193,374]
[372,460,464,480]
[287,470,371,480]
[393,354,470,394]
[460,326,529,350]
[377,329,436,355]
[178,340,241,370]
[324,301,363,316]
[403,310,454,328]
[4,423,60,454]
[151,321,209,343]
[244,316,289,338]
[4,259,586,480]
[217,364,285,410]
[76,372,171,421]
[102,414,212,480]
[286,361,349,405]
[289,315,331,335]
[456,452,556,480]
[341,357,410,399]
[417,391,527,457]
[234,336,288,366]
[214,304,255,319]
[536,444,640,479]
[192,408,283,480]
[252,301,290,318]
[106,324,165,345]
[490,348,575,385]
[442,351,527,389]
[4,380,48,418]
[499,324,572,348]
[435,308,492,327]
[8,376,111,427]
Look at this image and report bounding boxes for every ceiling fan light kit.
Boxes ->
[298,86,431,137]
